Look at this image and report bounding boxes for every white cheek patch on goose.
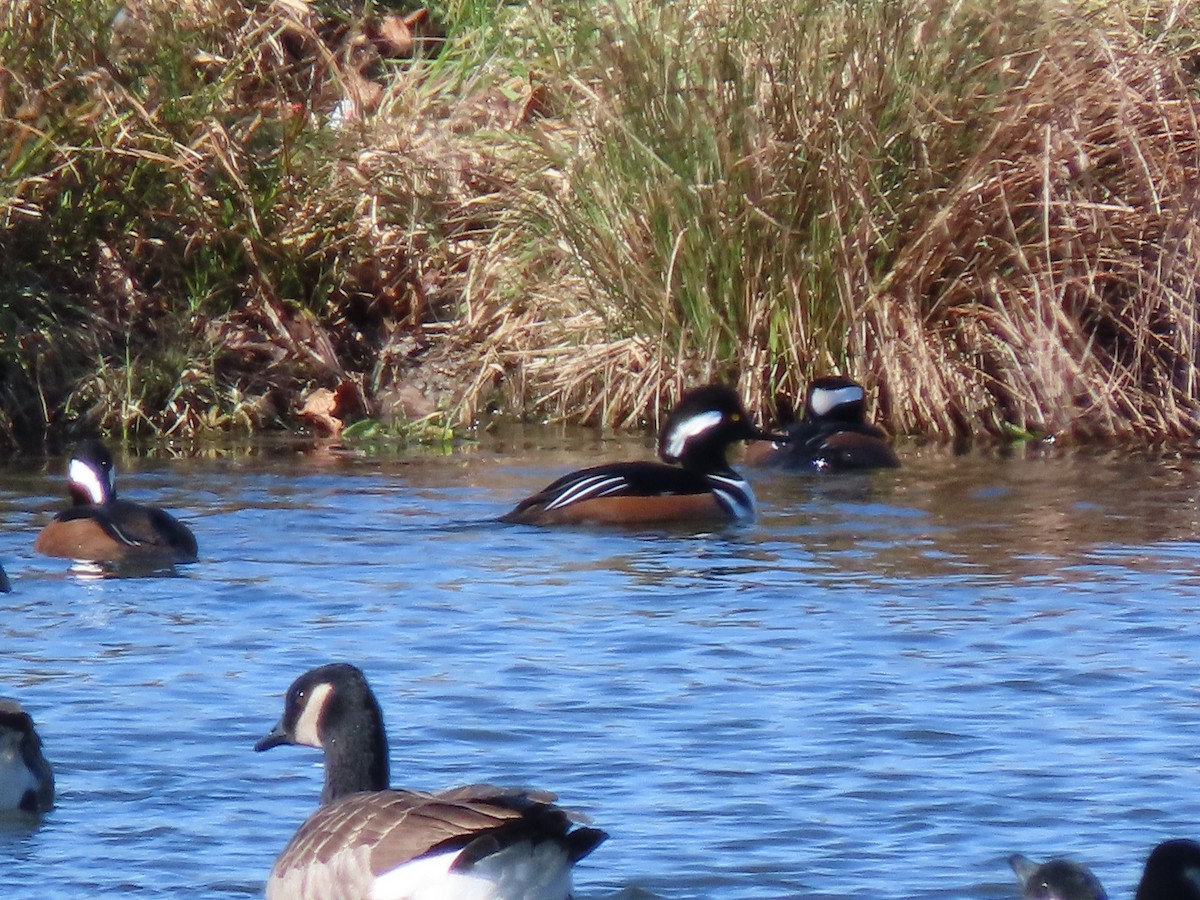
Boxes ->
[809,385,864,417]
[68,458,109,505]
[294,682,333,748]
[663,410,724,459]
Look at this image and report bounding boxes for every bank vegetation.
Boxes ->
[2,0,1200,447]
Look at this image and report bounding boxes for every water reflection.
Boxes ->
[0,439,1197,898]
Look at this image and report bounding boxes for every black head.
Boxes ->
[255,663,390,801]
[804,376,869,426]
[67,439,116,506]
[657,384,785,471]
[1010,854,1108,900]
[1136,839,1200,900]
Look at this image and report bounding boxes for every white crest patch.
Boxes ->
[294,682,333,748]
[809,385,864,417]
[663,410,723,460]
[68,458,110,505]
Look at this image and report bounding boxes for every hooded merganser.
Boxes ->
[1009,853,1108,900]
[1135,839,1200,900]
[34,439,198,564]
[0,563,8,593]
[255,663,606,900]
[499,384,787,525]
[0,699,54,817]
[745,375,899,471]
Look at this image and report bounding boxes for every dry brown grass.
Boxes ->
[866,14,1200,441]
[455,0,1200,442]
[5,0,1200,444]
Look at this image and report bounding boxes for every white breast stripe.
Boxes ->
[663,410,723,460]
[68,459,108,505]
[545,475,628,510]
[707,473,755,519]
[809,385,864,417]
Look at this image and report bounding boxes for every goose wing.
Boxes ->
[268,786,605,899]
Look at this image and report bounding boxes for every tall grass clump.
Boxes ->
[868,4,1200,440]
[473,0,1200,440]
[5,0,1200,444]
[0,0,514,446]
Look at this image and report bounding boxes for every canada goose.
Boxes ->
[35,439,198,564]
[1010,840,1200,900]
[255,663,606,899]
[1010,852,1108,900]
[0,698,54,816]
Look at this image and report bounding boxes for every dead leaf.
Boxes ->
[298,387,342,437]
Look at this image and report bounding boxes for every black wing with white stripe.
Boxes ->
[503,461,715,517]
[57,501,197,557]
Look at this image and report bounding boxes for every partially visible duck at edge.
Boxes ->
[1133,840,1200,900]
[1010,852,1108,900]
[744,375,899,471]
[0,563,8,593]
[1010,839,1200,900]
[34,439,198,564]
[0,698,54,817]
[255,663,606,900]
[500,383,788,525]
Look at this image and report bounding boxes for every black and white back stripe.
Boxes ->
[544,474,629,511]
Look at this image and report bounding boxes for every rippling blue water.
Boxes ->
[1,436,1199,899]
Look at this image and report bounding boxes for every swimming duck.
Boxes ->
[745,375,899,471]
[34,439,197,563]
[500,383,786,524]
[0,698,54,816]
[1135,839,1200,900]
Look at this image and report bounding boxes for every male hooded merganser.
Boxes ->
[745,375,899,471]
[1010,852,1108,900]
[255,663,606,900]
[500,383,787,525]
[34,439,198,563]
[1135,839,1200,900]
[0,699,54,817]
